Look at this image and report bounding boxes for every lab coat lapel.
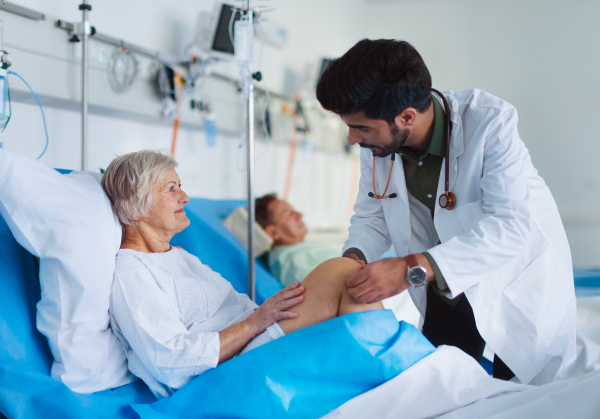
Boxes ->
[448,103,464,192]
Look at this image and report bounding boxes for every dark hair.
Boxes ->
[316,39,432,123]
[255,193,278,229]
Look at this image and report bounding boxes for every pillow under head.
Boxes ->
[223,206,273,257]
[0,149,133,393]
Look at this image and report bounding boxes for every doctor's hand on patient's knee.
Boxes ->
[345,257,410,304]
[343,252,366,266]
[245,282,305,337]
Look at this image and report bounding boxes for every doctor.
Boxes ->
[316,39,576,384]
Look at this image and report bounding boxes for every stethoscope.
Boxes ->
[368,88,456,210]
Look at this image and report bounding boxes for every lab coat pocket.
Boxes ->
[455,199,485,233]
[502,245,571,347]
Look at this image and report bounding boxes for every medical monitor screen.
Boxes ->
[212,4,240,55]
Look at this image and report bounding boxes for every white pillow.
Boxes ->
[223,207,273,257]
[0,149,134,393]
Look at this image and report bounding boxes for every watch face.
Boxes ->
[407,267,427,286]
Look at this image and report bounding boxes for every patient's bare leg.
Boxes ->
[277,257,383,335]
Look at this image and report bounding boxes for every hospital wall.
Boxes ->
[2,0,599,267]
[363,0,600,268]
[1,0,370,233]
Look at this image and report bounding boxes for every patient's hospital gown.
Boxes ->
[109,247,284,399]
[269,241,339,287]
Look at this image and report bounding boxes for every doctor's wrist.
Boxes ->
[413,253,436,282]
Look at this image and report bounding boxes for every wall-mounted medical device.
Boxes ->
[194,3,242,60]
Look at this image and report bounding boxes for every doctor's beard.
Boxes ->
[360,123,410,157]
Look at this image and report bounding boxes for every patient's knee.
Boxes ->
[301,257,363,289]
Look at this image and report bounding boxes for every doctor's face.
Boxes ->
[341,112,409,157]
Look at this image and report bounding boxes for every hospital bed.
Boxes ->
[2,192,600,418]
[0,192,435,419]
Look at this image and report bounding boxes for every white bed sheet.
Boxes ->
[325,296,600,419]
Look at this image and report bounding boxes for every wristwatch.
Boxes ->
[405,254,427,287]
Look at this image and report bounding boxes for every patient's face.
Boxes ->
[267,199,308,246]
[147,169,190,237]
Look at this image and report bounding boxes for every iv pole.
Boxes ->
[235,0,256,301]
[79,0,91,171]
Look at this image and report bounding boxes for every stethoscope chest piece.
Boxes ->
[438,191,456,210]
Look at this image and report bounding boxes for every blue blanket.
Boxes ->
[131,311,435,419]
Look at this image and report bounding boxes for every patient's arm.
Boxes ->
[277,257,383,335]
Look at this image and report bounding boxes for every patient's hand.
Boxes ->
[246,283,305,336]
[346,257,409,304]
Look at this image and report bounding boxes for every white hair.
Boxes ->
[101,150,178,226]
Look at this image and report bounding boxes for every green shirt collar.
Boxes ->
[397,94,446,160]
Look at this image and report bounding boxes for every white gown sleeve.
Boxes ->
[110,268,221,388]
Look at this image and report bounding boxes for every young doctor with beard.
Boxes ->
[316,39,575,384]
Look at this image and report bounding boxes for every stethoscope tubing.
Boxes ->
[369,88,455,209]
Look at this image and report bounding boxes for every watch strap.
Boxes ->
[405,254,419,268]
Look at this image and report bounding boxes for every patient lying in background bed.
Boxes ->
[102,150,383,400]
[255,193,340,287]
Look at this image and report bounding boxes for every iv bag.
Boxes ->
[234,20,253,69]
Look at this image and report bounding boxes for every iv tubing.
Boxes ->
[282,138,297,201]
[7,70,49,159]
[170,73,183,158]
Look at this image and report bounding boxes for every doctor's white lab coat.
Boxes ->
[343,89,576,385]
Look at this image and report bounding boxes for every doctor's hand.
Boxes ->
[344,252,366,266]
[346,257,410,304]
[245,282,305,337]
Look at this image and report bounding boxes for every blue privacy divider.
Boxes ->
[0,212,156,419]
[171,197,283,304]
[130,310,435,419]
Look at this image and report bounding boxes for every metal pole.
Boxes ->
[246,0,256,302]
[80,1,90,171]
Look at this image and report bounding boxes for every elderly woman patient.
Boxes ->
[102,150,382,399]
